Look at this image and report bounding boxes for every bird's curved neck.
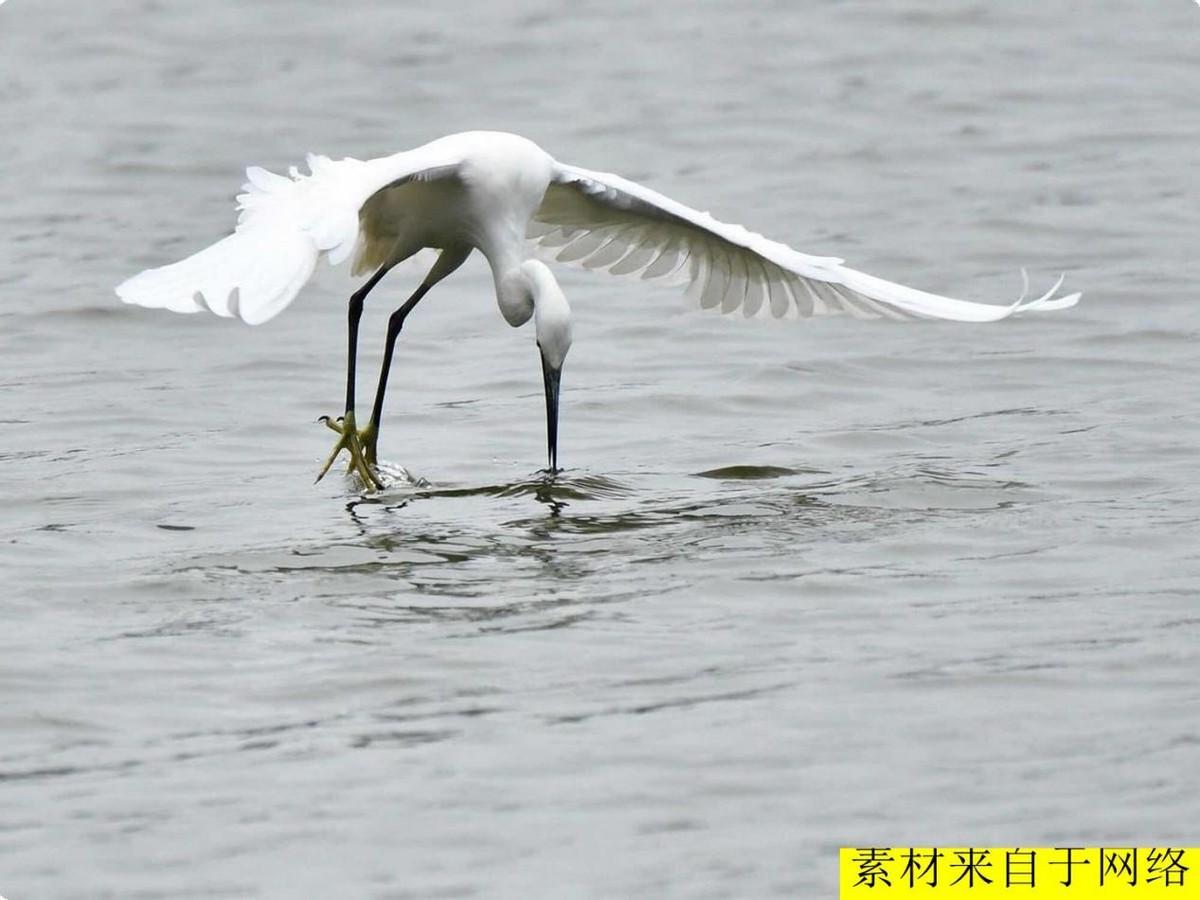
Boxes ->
[494,255,537,327]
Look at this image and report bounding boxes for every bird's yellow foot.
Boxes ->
[316,411,381,491]
[358,421,379,469]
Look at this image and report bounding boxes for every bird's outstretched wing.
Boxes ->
[531,162,1080,322]
[115,149,462,325]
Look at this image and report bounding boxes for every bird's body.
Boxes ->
[354,132,553,316]
[116,130,1080,487]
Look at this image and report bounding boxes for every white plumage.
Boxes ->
[116,130,1079,327]
[115,130,1081,483]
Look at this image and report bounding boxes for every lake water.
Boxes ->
[2,1,1198,897]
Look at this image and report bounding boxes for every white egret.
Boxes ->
[116,130,1080,490]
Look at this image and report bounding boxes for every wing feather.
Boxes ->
[720,251,745,315]
[531,161,1081,322]
[741,258,768,319]
[764,265,791,319]
[582,226,644,270]
[556,226,619,263]
[610,240,660,277]
[699,246,732,311]
[642,236,684,281]
[118,141,467,324]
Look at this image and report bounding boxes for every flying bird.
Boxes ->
[116,130,1080,490]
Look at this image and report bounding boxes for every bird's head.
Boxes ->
[524,260,572,370]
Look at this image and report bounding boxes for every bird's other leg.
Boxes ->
[358,247,469,468]
[316,265,392,489]
[360,282,432,467]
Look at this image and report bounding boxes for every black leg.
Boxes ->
[344,265,392,416]
[331,247,466,481]
[367,281,432,438]
[316,265,394,490]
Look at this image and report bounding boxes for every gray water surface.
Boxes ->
[2,1,1199,897]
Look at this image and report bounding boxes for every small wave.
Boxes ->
[693,464,813,480]
[410,471,634,503]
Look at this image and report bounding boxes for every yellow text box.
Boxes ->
[840,848,1199,898]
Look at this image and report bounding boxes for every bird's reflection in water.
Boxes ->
[341,468,578,535]
[533,469,568,518]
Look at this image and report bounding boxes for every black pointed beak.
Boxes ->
[539,349,562,473]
